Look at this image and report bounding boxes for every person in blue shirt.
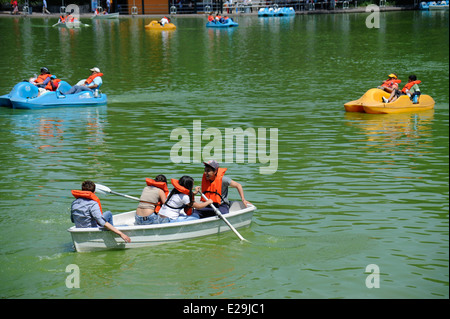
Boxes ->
[61,67,103,95]
[71,180,131,243]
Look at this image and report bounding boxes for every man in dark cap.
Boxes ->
[194,160,251,219]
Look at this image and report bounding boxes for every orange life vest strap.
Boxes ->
[85,73,104,85]
[402,80,421,93]
[381,79,401,87]
[146,178,169,195]
[71,190,102,213]
[171,179,190,195]
[145,178,169,213]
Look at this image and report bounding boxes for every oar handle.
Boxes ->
[199,192,247,242]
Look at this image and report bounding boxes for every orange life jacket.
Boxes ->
[71,190,103,214]
[145,178,169,213]
[45,78,61,91]
[401,80,421,93]
[35,74,51,83]
[59,15,66,23]
[201,167,227,205]
[85,73,104,85]
[381,79,401,88]
[208,15,214,22]
[169,178,193,215]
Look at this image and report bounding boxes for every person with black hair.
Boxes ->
[135,174,168,225]
[155,176,213,223]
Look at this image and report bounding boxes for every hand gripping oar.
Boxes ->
[199,191,249,242]
[95,183,140,202]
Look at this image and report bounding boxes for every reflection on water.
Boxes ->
[344,110,434,147]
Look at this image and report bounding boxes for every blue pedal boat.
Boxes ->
[0,81,107,110]
[206,19,238,28]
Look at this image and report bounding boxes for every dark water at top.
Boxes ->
[0,10,448,299]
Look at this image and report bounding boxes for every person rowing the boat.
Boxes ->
[135,174,168,225]
[155,176,213,224]
[71,180,131,243]
[60,67,103,95]
[193,160,252,219]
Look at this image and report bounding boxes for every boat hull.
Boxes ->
[145,21,176,30]
[68,201,256,252]
[2,81,107,110]
[0,94,12,107]
[55,21,82,28]
[345,88,435,114]
[93,12,119,19]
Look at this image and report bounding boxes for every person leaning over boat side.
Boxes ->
[155,176,213,224]
[71,180,131,243]
[60,67,103,95]
[377,73,401,94]
[384,75,422,104]
[135,175,169,225]
[193,160,252,219]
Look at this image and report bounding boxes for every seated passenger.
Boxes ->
[135,175,168,225]
[159,16,170,26]
[61,67,103,95]
[71,180,131,243]
[38,75,61,96]
[377,73,401,94]
[32,67,52,88]
[155,176,213,224]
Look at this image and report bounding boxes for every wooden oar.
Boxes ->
[199,191,249,242]
[95,183,140,201]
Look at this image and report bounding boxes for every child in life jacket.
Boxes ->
[384,75,421,104]
[155,176,213,224]
[135,175,168,225]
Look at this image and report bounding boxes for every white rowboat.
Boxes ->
[68,201,255,252]
[92,12,120,19]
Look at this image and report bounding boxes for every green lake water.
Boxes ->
[0,10,448,299]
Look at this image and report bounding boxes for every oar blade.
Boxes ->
[95,183,111,195]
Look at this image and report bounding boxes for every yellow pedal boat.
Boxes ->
[344,88,435,114]
[145,20,176,31]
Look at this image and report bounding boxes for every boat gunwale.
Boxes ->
[67,203,256,233]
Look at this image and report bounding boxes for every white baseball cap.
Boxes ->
[90,67,101,73]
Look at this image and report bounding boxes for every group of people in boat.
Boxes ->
[70,160,252,243]
[30,66,103,96]
[58,12,78,24]
[207,13,235,24]
[377,73,422,104]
